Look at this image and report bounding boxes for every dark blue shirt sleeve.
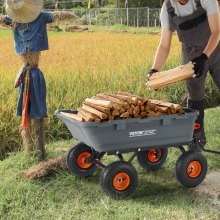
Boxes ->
[2,15,13,26]
[41,12,54,24]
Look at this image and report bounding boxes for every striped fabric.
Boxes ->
[15,65,33,128]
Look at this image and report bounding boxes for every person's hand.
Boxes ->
[147,68,158,80]
[191,53,208,78]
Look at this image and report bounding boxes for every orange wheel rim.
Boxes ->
[147,149,162,163]
[77,152,92,169]
[113,172,130,191]
[187,161,202,178]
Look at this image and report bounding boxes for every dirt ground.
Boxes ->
[195,171,220,205]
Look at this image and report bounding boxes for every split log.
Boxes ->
[85,98,112,108]
[92,96,121,110]
[60,112,85,122]
[77,112,93,122]
[115,95,133,104]
[148,99,174,109]
[78,108,98,121]
[96,93,125,105]
[147,63,194,89]
[146,111,157,117]
[141,112,146,118]
[112,108,120,116]
[84,101,111,114]
[128,109,133,116]
[119,107,126,114]
[108,115,115,120]
[82,104,108,120]
[120,112,130,118]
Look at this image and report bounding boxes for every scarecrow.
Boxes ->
[0,0,75,160]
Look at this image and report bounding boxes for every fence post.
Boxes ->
[154,19,157,27]
[108,9,110,26]
[127,6,129,26]
[137,8,139,28]
[147,7,149,27]
[89,9,92,26]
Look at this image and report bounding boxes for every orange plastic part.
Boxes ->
[187,160,202,178]
[77,152,92,169]
[113,172,130,191]
[147,149,162,163]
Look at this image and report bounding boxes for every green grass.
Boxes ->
[0,108,220,220]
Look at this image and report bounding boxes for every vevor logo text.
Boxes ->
[129,130,157,138]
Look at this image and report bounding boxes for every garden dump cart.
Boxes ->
[55,108,215,199]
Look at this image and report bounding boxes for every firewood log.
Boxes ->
[146,111,157,117]
[96,93,125,105]
[78,108,98,121]
[112,108,120,116]
[77,111,94,122]
[147,63,194,89]
[60,112,85,122]
[92,96,121,110]
[82,104,108,120]
[115,95,133,104]
[120,112,130,118]
[84,101,111,114]
[141,112,146,118]
[85,98,112,108]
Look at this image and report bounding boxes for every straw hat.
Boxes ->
[6,0,43,23]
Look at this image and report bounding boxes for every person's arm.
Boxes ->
[151,28,173,71]
[203,13,220,57]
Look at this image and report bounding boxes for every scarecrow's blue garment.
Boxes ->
[16,67,48,119]
[3,12,53,54]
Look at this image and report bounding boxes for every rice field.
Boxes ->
[0,29,218,159]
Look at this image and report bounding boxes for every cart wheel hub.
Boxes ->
[113,172,130,191]
[187,161,202,178]
[77,152,92,169]
[148,149,162,163]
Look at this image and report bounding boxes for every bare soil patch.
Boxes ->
[195,171,220,205]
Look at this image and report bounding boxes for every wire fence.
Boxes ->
[46,7,161,27]
[0,6,161,27]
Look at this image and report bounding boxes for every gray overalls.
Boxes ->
[165,0,220,149]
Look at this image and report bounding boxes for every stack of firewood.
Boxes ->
[147,63,194,89]
[60,91,185,122]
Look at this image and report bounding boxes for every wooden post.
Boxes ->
[147,7,149,27]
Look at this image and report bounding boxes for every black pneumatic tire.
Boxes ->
[100,161,138,199]
[175,151,207,187]
[137,148,168,171]
[66,143,97,177]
